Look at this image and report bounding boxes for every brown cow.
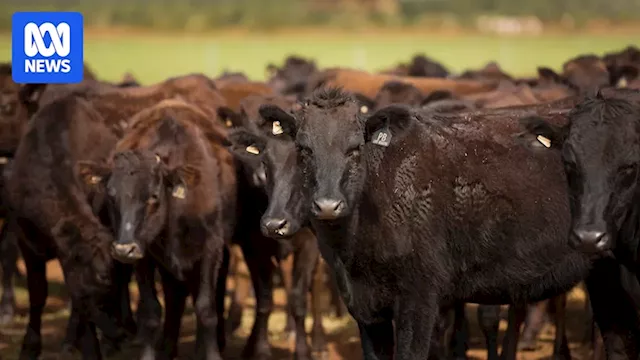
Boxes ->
[76,99,235,359]
[306,68,499,99]
[0,63,144,328]
[266,55,318,98]
[4,74,228,359]
[457,61,514,82]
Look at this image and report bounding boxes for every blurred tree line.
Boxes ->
[0,0,639,31]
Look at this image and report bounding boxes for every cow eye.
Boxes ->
[619,164,637,176]
[346,145,360,157]
[0,102,15,115]
[147,194,159,206]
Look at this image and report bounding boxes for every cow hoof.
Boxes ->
[242,349,271,360]
[311,333,327,353]
[0,301,15,325]
[227,301,243,334]
[517,339,538,351]
[294,354,315,360]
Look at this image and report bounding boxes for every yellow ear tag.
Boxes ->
[272,121,283,135]
[172,185,186,199]
[155,154,161,163]
[225,118,233,127]
[246,145,260,155]
[536,135,551,148]
[89,175,102,184]
[0,157,8,165]
[617,77,628,88]
[360,105,369,114]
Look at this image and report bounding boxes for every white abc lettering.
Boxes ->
[24,22,70,58]
[376,132,387,143]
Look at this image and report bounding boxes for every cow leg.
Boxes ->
[216,246,230,352]
[101,261,137,356]
[289,229,321,360]
[477,305,500,360]
[280,253,296,337]
[395,295,438,359]
[190,241,226,360]
[358,320,394,360]
[0,226,17,325]
[241,240,277,360]
[499,304,527,360]
[328,267,347,317]
[150,266,188,360]
[310,257,328,354]
[17,241,47,360]
[61,299,103,360]
[518,300,548,351]
[227,245,249,334]
[449,302,469,360]
[62,303,81,353]
[135,256,162,352]
[550,293,570,360]
[586,258,640,360]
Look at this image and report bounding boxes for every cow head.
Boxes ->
[257,87,414,222]
[0,64,47,156]
[266,56,317,96]
[76,150,200,263]
[518,94,640,254]
[227,125,307,238]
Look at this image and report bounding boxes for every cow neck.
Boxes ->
[615,187,640,268]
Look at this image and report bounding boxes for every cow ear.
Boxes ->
[351,93,375,114]
[517,116,568,150]
[75,160,111,187]
[18,83,47,116]
[265,63,278,78]
[165,165,200,200]
[226,128,267,163]
[258,104,298,137]
[537,67,564,84]
[421,89,454,106]
[217,106,242,128]
[364,105,414,147]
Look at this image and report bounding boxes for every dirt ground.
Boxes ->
[0,259,595,360]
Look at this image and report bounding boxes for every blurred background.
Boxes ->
[1,0,639,83]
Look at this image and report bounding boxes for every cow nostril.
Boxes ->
[313,198,345,220]
[264,218,291,236]
[572,228,609,252]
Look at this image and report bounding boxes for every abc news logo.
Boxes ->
[24,22,72,73]
[12,12,84,84]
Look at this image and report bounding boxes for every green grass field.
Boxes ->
[1,31,639,84]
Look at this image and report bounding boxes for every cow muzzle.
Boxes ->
[111,242,143,263]
[312,197,346,220]
[571,227,610,253]
[261,217,293,238]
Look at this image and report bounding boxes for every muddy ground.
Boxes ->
[0,259,595,360]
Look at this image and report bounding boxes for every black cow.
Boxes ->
[518,92,640,354]
[232,87,638,359]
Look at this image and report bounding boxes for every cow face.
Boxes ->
[519,96,640,254]
[258,88,414,222]
[266,56,317,96]
[0,66,46,156]
[76,150,199,263]
[227,128,307,238]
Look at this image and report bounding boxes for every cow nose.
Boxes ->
[262,218,292,237]
[571,228,610,253]
[111,243,143,262]
[312,198,345,220]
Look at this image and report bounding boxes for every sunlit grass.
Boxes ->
[1,31,638,84]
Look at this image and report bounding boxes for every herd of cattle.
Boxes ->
[1,43,640,360]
